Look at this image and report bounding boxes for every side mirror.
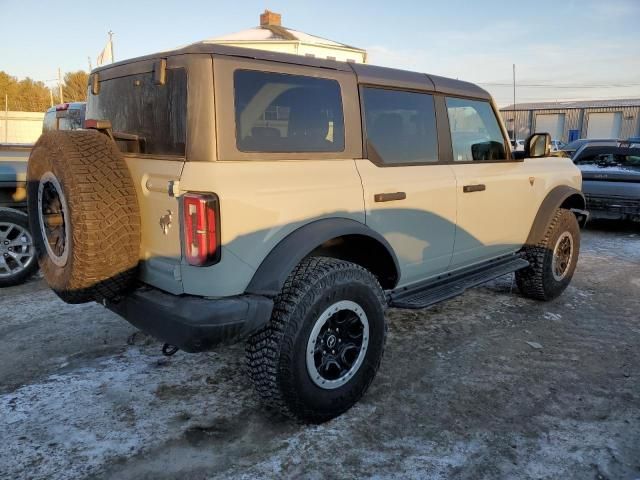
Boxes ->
[524,132,551,158]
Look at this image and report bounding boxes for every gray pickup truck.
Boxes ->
[0,144,37,286]
[0,102,86,287]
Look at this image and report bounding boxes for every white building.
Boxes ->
[199,10,367,64]
[1,111,45,144]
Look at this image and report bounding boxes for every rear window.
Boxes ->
[43,105,86,133]
[234,70,344,153]
[86,68,187,156]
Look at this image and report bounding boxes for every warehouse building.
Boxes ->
[500,99,640,143]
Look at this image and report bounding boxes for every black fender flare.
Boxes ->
[245,218,401,297]
[525,186,586,246]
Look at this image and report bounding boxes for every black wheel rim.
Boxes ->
[306,300,369,389]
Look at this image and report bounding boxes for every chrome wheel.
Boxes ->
[306,300,369,390]
[37,172,70,267]
[0,221,35,279]
[552,231,574,281]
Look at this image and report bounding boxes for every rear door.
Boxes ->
[86,55,212,294]
[355,86,457,286]
[444,97,537,269]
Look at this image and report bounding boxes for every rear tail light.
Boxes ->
[182,193,220,266]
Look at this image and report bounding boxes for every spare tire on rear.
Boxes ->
[27,130,141,304]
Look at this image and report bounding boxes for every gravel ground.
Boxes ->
[1,222,639,480]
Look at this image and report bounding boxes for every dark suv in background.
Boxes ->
[574,145,640,221]
[562,138,621,158]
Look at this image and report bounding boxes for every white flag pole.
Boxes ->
[108,30,114,63]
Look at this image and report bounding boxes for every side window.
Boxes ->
[446,97,507,162]
[362,87,438,165]
[234,70,345,153]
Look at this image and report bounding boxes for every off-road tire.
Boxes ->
[27,130,140,304]
[516,208,580,301]
[246,256,387,423]
[0,208,38,287]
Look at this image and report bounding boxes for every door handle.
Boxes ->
[374,192,406,202]
[463,184,486,193]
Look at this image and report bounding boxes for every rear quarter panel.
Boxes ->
[178,160,365,297]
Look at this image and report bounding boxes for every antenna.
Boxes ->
[512,63,516,140]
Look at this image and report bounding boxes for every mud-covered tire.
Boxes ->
[516,208,580,301]
[27,130,140,304]
[0,208,38,287]
[246,257,387,423]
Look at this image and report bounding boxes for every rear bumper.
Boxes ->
[106,287,273,353]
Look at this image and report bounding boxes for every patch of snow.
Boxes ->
[543,312,563,321]
[0,348,240,479]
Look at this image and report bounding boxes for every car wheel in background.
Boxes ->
[0,208,38,287]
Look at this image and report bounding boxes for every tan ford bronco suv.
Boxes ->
[27,43,587,422]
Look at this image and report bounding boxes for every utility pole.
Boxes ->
[88,56,93,72]
[512,64,516,141]
[4,94,8,143]
[57,68,64,104]
[49,89,54,107]
[108,30,114,63]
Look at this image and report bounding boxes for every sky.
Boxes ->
[1,0,639,106]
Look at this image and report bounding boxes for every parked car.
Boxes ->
[573,145,640,221]
[0,102,86,288]
[562,138,620,157]
[0,144,38,286]
[42,102,86,132]
[27,43,586,422]
[627,136,640,148]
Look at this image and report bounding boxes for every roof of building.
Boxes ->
[501,99,640,111]
[207,27,359,49]
[201,10,364,52]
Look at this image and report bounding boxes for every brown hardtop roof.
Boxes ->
[93,43,491,100]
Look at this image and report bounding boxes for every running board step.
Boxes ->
[390,257,529,310]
